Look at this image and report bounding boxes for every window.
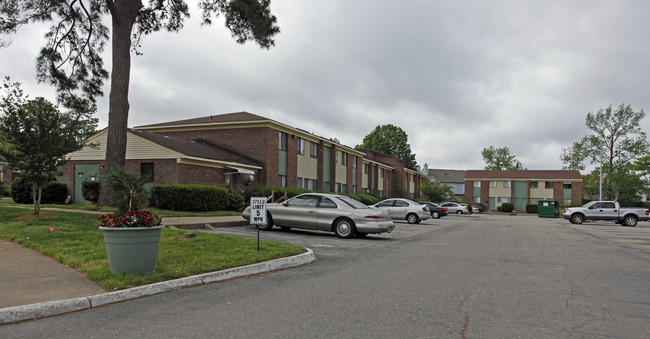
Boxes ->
[318,197,338,208]
[279,132,287,150]
[545,181,553,189]
[474,181,481,188]
[305,179,316,190]
[489,181,497,188]
[602,202,616,209]
[342,184,347,194]
[563,181,572,189]
[364,164,369,174]
[474,196,480,203]
[287,195,318,208]
[394,200,408,207]
[503,181,511,188]
[298,138,305,155]
[352,156,357,168]
[529,181,538,189]
[381,168,385,178]
[140,163,154,182]
[278,175,287,187]
[335,183,341,193]
[377,200,394,207]
[498,197,510,203]
[341,152,347,166]
[310,141,318,158]
[296,177,303,188]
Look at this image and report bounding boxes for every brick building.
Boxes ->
[62,112,426,203]
[464,170,583,210]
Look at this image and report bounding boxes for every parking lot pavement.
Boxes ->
[199,217,455,257]
[552,218,650,254]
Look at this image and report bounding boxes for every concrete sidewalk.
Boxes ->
[0,215,314,325]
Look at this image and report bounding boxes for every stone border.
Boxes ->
[0,249,315,325]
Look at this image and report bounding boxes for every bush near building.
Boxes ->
[11,177,68,204]
[151,184,244,212]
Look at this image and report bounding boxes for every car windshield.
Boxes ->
[337,196,369,209]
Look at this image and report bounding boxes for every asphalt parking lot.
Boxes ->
[200,212,650,256]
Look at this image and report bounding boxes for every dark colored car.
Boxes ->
[419,202,448,219]
[471,204,485,213]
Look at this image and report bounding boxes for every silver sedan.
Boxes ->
[242,193,395,238]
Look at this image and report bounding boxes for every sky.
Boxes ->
[1,0,650,172]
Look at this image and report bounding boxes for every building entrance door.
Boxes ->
[74,164,99,204]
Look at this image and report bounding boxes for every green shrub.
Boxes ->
[10,177,68,204]
[0,180,9,196]
[151,184,244,211]
[41,182,68,203]
[10,177,33,204]
[82,180,101,203]
[346,193,380,205]
[526,204,538,213]
[501,202,514,213]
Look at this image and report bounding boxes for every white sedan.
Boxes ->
[371,198,431,224]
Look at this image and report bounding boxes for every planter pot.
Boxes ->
[99,225,164,275]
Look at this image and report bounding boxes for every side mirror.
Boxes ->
[282,202,289,207]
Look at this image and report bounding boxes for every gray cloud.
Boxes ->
[2,0,649,172]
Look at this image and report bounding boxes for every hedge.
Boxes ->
[526,204,538,214]
[151,184,244,211]
[10,177,68,204]
[500,202,514,213]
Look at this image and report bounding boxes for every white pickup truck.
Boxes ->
[562,201,649,226]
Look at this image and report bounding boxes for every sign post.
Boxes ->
[249,197,267,251]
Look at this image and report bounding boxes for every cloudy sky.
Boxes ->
[2,0,650,172]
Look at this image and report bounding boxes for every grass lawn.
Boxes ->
[0,199,242,217]
[0,206,306,291]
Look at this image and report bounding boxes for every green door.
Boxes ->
[513,181,528,211]
[74,164,99,204]
[489,197,495,210]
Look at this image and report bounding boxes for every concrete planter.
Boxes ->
[99,225,164,275]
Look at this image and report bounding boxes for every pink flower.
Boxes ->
[49,227,55,232]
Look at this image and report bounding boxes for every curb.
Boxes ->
[0,248,315,325]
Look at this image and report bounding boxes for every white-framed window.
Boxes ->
[335,183,341,193]
[380,168,385,178]
[341,152,347,166]
[529,181,538,189]
[279,132,287,151]
[497,197,510,203]
[474,181,481,188]
[342,184,347,194]
[352,156,357,168]
[545,181,553,189]
[297,138,305,155]
[364,164,369,174]
[310,141,318,158]
[489,181,497,188]
[474,196,480,203]
[278,175,287,187]
[296,177,303,188]
[305,179,316,190]
[563,181,572,189]
[503,181,511,188]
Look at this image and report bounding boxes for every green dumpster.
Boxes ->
[538,200,559,218]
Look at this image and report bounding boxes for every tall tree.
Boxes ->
[0,78,97,215]
[0,0,280,205]
[481,146,524,170]
[357,124,418,170]
[560,103,649,200]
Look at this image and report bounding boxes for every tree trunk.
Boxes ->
[32,183,41,215]
[96,1,143,206]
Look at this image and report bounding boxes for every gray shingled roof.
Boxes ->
[135,112,268,129]
[129,129,263,167]
[427,169,466,182]
[464,170,582,180]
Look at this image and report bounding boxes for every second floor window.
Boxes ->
[279,132,287,151]
[298,138,305,155]
[310,141,318,158]
[530,181,538,189]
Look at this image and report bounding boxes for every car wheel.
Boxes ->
[456,210,463,215]
[333,218,356,239]
[406,213,419,224]
[258,213,274,231]
[431,211,440,219]
[570,214,583,225]
[623,215,638,227]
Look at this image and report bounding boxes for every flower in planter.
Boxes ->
[97,210,162,228]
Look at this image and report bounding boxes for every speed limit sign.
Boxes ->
[250,197,267,225]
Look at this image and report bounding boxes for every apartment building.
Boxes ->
[464,170,582,210]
